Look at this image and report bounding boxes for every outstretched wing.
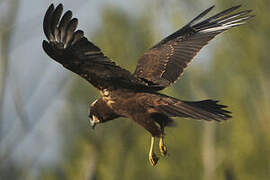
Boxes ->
[134,5,254,88]
[43,4,151,90]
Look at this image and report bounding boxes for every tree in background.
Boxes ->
[1,0,270,179]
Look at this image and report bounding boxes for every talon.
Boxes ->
[149,136,159,166]
[159,135,167,156]
[149,152,159,166]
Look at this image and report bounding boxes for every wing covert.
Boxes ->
[43,4,152,90]
[134,5,254,88]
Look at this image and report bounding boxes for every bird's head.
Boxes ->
[88,102,103,129]
[88,98,119,129]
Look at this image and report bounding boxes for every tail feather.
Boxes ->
[183,100,232,121]
[157,99,232,122]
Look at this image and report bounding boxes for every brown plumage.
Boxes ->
[42,3,254,166]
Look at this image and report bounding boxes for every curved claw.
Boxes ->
[159,135,168,156]
[149,136,159,166]
[149,152,159,166]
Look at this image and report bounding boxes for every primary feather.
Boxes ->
[134,5,254,88]
[42,4,158,91]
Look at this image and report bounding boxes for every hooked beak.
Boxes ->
[89,115,100,129]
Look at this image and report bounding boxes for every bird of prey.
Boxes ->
[43,4,253,166]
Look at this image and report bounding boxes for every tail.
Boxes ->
[157,99,232,122]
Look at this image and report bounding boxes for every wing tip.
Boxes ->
[196,4,254,33]
[44,3,82,47]
[54,4,64,16]
[44,3,65,41]
[57,3,63,9]
[210,5,215,10]
[233,4,242,9]
[49,3,63,9]
[188,5,215,26]
[48,3,54,10]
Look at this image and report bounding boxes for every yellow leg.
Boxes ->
[149,136,159,166]
[159,134,167,156]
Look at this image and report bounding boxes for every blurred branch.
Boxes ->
[188,80,217,180]
[0,33,8,123]
[12,86,31,129]
[0,2,90,178]
[0,0,19,140]
[0,76,68,163]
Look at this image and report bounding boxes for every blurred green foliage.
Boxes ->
[18,0,270,179]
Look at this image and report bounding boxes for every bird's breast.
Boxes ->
[100,89,143,116]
